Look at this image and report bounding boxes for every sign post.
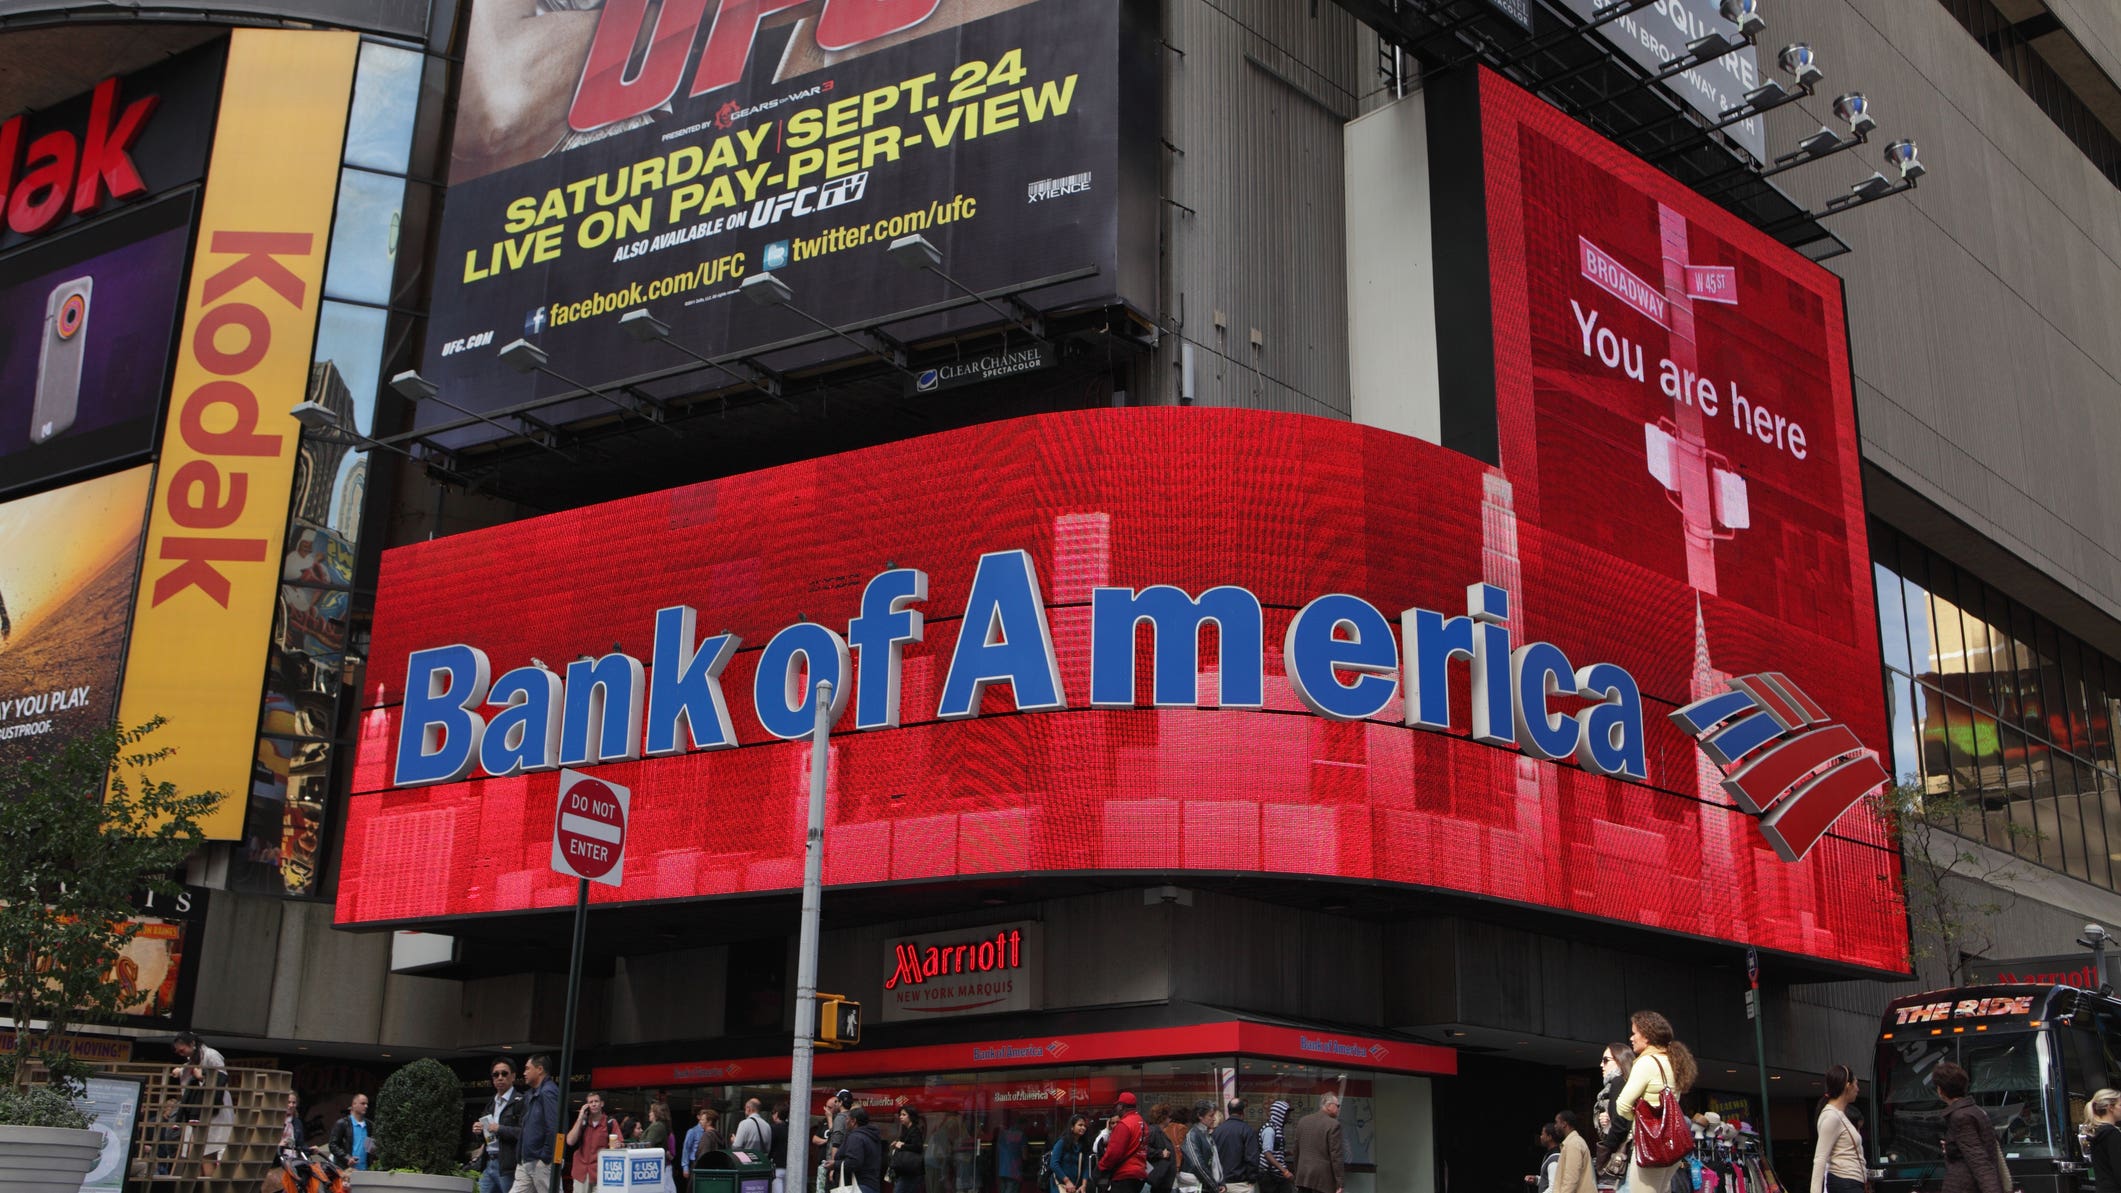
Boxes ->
[1748,946,1772,1155]
[787,680,834,1193]
[550,771,630,1193]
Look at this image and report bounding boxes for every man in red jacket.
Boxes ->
[1100,1093,1150,1193]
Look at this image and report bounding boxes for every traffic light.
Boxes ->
[816,993,861,1049]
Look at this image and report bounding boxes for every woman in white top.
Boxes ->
[1811,1065,1865,1193]
[1614,1011,1699,1193]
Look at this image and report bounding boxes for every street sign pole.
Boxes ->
[1749,946,1772,1157]
[788,679,834,1193]
[551,876,589,1193]
[547,771,629,1193]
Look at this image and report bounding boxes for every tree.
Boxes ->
[373,1058,468,1175]
[0,719,216,1095]
[1869,782,2041,984]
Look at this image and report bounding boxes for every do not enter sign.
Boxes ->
[552,770,629,886]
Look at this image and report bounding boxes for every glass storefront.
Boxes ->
[590,1057,1433,1193]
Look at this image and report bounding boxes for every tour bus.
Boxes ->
[1875,985,2117,1193]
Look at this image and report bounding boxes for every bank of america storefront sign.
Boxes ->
[343,405,1899,971]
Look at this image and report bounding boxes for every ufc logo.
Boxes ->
[569,0,940,132]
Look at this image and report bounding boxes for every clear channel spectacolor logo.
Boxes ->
[1670,673,1890,862]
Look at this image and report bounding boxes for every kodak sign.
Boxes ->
[117,30,358,837]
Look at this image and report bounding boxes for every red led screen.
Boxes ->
[344,407,1898,968]
[341,71,1899,972]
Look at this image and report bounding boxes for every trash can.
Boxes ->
[601,1148,672,1193]
[691,1150,774,1193]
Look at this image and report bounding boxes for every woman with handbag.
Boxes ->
[1810,1066,1866,1193]
[1935,1061,2008,1193]
[895,1108,929,1193]
[1615,1011,1699,1193]
[1594,1044,1636,1186]
[1051,1116,1093,1193]
[2083,1088,2121,1193]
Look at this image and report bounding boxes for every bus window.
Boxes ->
[1964,1031,2059,1158]
[1876,1030,2064,1163]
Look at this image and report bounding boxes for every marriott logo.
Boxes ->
[885,928,1026,990]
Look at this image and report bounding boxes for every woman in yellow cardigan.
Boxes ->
[1614,1011,1699,1193]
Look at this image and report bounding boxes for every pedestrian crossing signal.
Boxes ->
[816,994,861,1049]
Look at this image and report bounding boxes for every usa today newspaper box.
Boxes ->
[600,1149,671,1193]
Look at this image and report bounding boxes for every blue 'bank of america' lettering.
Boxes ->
[393,549,1647,788]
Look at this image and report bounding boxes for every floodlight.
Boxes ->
[290,401,341,433]
[1777,43,1821,88]
[390,370,439,402]
[1719,0,1765,40]
[620,310,672,342]
[498,338,550,373]
[887,233,943,271]
[1796,126,1840,156]
[742,272,794,307]
[1885,138,1925,180]
[1831,91,1874,136]
[1849,172,1893,199]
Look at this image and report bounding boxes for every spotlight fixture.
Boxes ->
[741,271,795,307]
[1720,0,1765,40]
[1884,137,1925,180]
[1832,91,1874,136]
[389,370,439,402]
[1848,172,1894,199]
[1776,42,1822,89]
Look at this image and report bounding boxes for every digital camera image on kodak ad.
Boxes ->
[31,275,92,445]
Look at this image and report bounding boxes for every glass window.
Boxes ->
[324,168,405,305]
[1889,673,1921,786]
[345,41,423,173]
[314,300,390,438]
[1876,563,1914,675]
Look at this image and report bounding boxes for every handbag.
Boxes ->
[832,1163,862,1193]
[1631,1058,1691,1168]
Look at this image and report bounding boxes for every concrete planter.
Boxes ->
[0,1124,103,1193]
[355,1171,478,1193]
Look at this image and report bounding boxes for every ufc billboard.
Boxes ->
[420,0,1157,442]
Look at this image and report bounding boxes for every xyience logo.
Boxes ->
[1670,673,1889,863]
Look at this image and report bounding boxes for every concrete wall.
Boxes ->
[1768,0,2121,647]
[1152,0,1367,414]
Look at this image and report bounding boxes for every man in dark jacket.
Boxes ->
[1212,1100,1259,1193]
[511,1055,563,1193]
[328,1094,377,1170]
[478,1060,526,1193]
[1182,1103,1222,1193]
[1099,1094,1150,1193]
[1284,1098,1343,1193]
[841,1106,887,1193]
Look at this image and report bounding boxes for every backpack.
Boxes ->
[1143,1127,1176,1193]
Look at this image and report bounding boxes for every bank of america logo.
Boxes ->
[1670,674,1889,863]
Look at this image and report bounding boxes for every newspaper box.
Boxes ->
[599,1148,668,1193]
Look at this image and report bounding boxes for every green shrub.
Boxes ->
[0,1086,92,1129]
[372,1058,464,1176]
